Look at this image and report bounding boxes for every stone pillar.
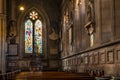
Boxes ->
[11,0,16,20]
[0,0,7,73]
[0,0,3,13]
[0,18,7,73]
[0,15,2,73]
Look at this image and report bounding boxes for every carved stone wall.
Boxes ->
[6,0,61,71]
[101,0,113,43]
[61,0,120,76]
[115,0,120,39]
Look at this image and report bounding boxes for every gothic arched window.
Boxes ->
[25,10,42,54]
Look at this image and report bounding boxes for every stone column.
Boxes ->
[0,15,2,73]
[0,0,3,13]
[11,0,16,20]
[0,0,7,73]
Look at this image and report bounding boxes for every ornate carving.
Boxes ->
[10,34,16,44]
[7,20,17,44]
[49,28,59,40]
[87,0,94,23]
[85,0,95,35]
[8,20,17,37]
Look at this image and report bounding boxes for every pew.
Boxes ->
[95,76,120,80]
[95,77,110,80]
[26,76,95,80]
[14,71,120,80]
[0,69,21,80]
[15,71,95,80]
[112,76,120,80]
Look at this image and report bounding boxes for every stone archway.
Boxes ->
[17,7,50,70]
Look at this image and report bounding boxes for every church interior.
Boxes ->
[0,0,120,80]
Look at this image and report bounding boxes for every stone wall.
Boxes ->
[61,0,120,76]
[6,0,61,71]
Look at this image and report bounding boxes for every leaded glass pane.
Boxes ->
[34,19,42,53]
[29,11,38,20]
[25,19,33,53]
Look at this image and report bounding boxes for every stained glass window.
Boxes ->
[34,20,42,53]
[25,19,33,53]
[25,11,42,54]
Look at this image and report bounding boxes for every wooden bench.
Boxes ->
[95,76,111,80]
[15,71,95,80]
[0,70,21,80]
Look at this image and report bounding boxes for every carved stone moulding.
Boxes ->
[84,21,95,35]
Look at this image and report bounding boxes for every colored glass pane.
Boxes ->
[29,11,38,20]
[34,20,42,53]
[25,19,33,53]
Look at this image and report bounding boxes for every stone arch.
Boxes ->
[17,7,50,59]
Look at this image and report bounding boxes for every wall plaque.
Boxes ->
[8,44,18,56]
[116,45,120,63]
[116,50,120,63]
[100,53,106,64]
[89,55,93,64]
[94,52,99,64]
[8,62,16,67]
[107,51,114,63]
[50,48,58,54]
[85,56,88,64]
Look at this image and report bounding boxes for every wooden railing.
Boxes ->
[0,69,21,80]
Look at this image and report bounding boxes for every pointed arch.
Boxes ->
[18,7,50,57]
[24,10,43,54]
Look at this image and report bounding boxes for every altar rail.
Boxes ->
[0,70,21,80]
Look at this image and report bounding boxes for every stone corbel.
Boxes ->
[84,21,95,35]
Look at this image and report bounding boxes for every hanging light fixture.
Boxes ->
[19,0,25,11]
[19,6,24,11]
